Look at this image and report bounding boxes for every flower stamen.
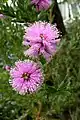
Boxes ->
[40,34,47,40]
[22,73,29,80]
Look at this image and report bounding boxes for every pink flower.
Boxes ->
[0,14,4,19]
[9,60,44,95]
[31,0,52,11]
[4,65,11,71]
[23,21,60,61]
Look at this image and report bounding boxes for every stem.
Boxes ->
[36,101,42,120]
[49,8,52,24]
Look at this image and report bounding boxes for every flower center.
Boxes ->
[40,33,47,40]
[22,73,29,80]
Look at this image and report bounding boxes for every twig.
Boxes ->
[49,8,52,24]
[36,101,42,120]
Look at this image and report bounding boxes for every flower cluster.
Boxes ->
[9,60,44,95]
[23,21,60,61]
[31,0,52,11]
[4,1,61,95]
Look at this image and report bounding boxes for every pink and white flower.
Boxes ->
[9,60,44,95]
[4,65,11,71]
[31,0,52,11]
[0,14,4,19]
[23,21,60,61]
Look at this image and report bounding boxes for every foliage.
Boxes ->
[0,0,52,23]
[0,0,80,120]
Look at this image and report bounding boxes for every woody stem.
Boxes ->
[36,101,42,120]
[49,8,53,24]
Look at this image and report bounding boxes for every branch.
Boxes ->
[36,101,42,120]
